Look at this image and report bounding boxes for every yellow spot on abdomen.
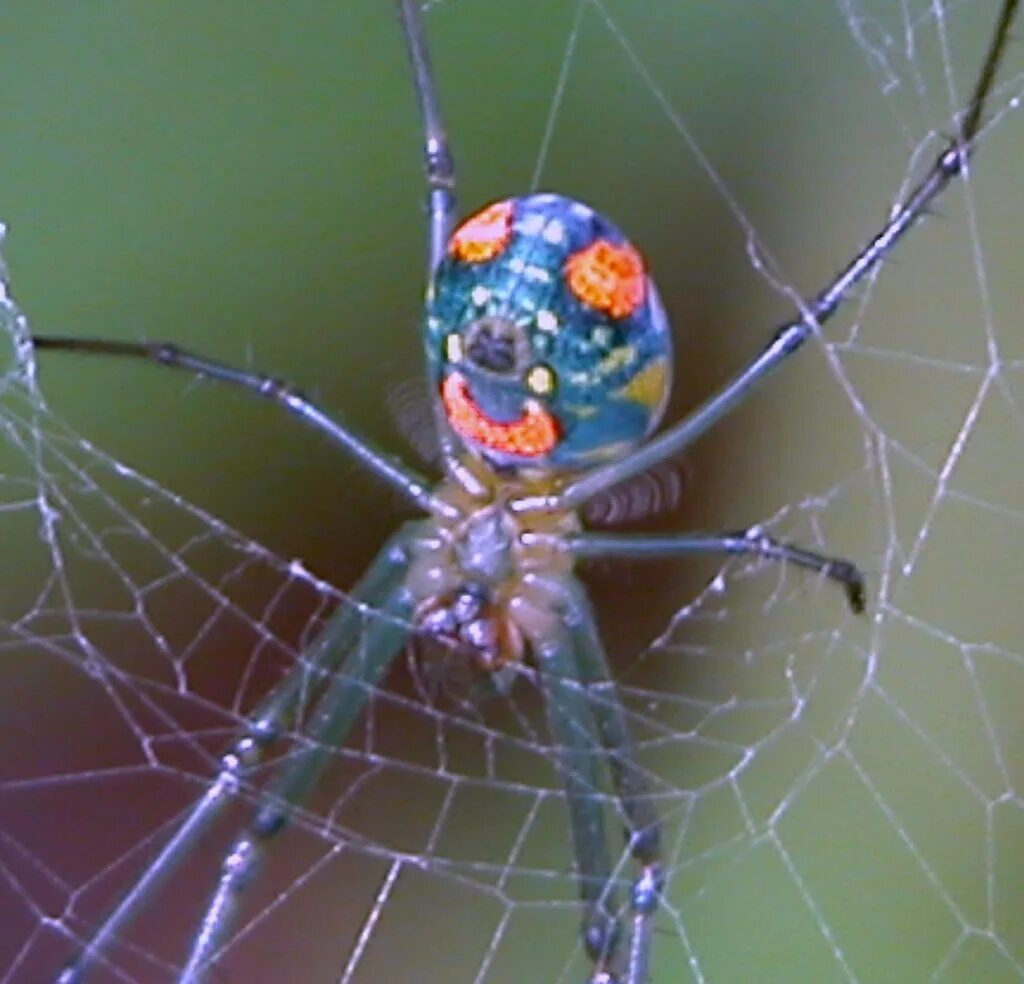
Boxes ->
[615,358,668,412]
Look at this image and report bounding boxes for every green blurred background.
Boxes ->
[1,1,1022,982]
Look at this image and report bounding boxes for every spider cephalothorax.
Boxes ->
[406,483,581,671]
[426,193,672,472]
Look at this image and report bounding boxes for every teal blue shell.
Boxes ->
[425,193,672,472]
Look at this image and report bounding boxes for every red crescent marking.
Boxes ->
[441,373,558,458]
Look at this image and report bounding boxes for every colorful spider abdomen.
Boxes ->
[426,193,672,473]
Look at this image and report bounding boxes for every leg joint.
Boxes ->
[631,864,664,916]
[582,906,621,966]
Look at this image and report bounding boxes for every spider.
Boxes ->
[25,1,1017,981]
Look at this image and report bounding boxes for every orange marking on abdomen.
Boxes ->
[565,239,645,319]
[450,200,514,263]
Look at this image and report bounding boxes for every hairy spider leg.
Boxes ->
[57,526,421,984]
[511,0,1020,515]
[569,531,866,613]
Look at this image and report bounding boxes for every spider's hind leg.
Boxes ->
[520,575,662,984]
[532,621,623,980]
[57,524,424,984]
[178,557,418,981]
[561,578,663,984]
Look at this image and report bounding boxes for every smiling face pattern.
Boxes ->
[425,194,673,473]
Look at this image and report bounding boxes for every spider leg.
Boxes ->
[57,525,423,984]
[395,0,491,499]
[511,0,1020,515]
[178,568,415,983]
[559,577,662,984]
[395,0,457,275]
[532,619,623,982]
[568,530,865,612]
[30,335,455,519]
[522,574,662,984]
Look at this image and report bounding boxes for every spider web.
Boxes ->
[1,1,1022,981]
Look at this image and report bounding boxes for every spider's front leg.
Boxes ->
[395,0,456,274]
[510,0,1020,518]
[514,574,662,984]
